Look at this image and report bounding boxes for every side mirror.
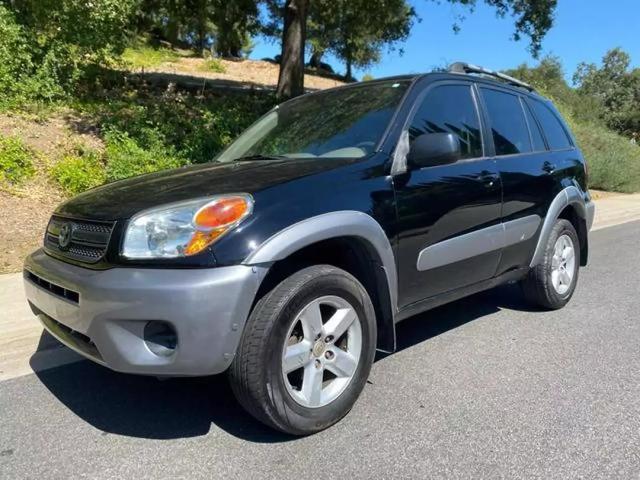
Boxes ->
[407,132,461,168]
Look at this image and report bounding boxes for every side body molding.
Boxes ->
[243,211,399,316]
[416,215,541,271]
[530,186,589,267]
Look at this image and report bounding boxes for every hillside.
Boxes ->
[0,58,343,273]
[147,56,346,91]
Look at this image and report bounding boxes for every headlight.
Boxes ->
[122,194,253,259]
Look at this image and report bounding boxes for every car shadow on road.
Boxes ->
[31,283,534,443]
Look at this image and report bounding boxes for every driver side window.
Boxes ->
[408,85,483,160]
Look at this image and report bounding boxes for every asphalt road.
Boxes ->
[1,221,639,480]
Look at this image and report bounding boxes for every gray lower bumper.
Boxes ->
[24,249,267,376]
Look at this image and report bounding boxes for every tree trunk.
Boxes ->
[346,58,353,81]
[276,0,309,99]
[309,48,324,68]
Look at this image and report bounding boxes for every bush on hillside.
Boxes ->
[0,135,35,184]
[83,85,275,164]
[104,129,185,181]
[572,122,640,193]
[122,42,180,69]
[198,58,226,73]
[0,1,138,106]
[0,7,35,107]
[50,148,106,195]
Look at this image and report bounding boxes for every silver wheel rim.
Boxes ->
[551,234,576,295]
[281,295,362,409]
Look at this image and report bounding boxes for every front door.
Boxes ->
[393,82,502,308]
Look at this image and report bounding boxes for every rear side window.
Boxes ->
[522,100,547,151]
[408,84,483,160]
[529,99,573,150]
[481,88,531,156]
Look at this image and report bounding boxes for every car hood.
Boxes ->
[55,158,361,220]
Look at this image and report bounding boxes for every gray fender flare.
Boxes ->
[530,186,590,267]
[243,211,399,349]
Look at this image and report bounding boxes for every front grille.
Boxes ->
[26,271,79,303]
[44,215,115,264]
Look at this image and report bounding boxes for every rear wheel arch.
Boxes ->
[531,186,589,267]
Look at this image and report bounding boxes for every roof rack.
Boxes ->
[448,62,534,92]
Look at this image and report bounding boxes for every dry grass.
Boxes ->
[149,57,346,91]
[0,111,104,272]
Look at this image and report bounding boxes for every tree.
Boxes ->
[505,56,571,98]
[442,0,557,57]
[574,48,640,136]
[275,0,309,99]
[135,0,257,57]
[308,0,416,80]
[273,0,558,99]
[210,0,259,58]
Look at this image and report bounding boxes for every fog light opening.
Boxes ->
[144,321,177,357]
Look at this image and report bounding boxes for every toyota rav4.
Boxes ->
[24,63,595,435]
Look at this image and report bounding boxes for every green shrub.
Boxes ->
[572,122,640,193]
[1,1,139,107]
[50,149,106,195]
[541,89,640,193]
[0,135,35,184]
[122,44,180,69]
[0,7,35,108]
[79,86,275,165]
[104,129,185,181]
[198,58,226,73]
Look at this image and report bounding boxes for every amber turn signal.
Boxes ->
[184,195,252,256]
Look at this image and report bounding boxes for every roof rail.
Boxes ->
[448,62,534,92]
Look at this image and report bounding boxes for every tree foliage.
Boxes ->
[439,0,557,57]
[135,0,258,56]
[573,48,640,136]
[308,0,416,79]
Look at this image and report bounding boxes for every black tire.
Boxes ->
[229,265,377,435]
[522,219,580,310]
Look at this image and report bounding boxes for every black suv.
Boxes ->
[24,62,595,435]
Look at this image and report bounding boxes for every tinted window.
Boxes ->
[481,88,531,156]
[408,85,482,160]
[523,100,547,151]
[216,80,410,162]
[530,99,572,150]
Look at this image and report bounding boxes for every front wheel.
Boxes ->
[229,265,377,435]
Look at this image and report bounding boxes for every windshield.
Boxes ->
[216,80,410,162]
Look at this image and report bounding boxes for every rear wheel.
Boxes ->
[229,265,377,435]
[522,219,580,309]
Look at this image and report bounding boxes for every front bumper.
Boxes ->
[24,249,267,376]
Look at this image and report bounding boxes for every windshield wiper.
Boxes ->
[233,154,289,162]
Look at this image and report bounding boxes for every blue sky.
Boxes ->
[250,0,640,83]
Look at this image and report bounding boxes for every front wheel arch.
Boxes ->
[248,236,396,353]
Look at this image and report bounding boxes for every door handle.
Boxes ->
[476,171,499,187]
[543,162,556,174]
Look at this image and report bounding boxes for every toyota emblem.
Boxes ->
[58,223,73,250]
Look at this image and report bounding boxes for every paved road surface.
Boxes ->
[1,221,639,479]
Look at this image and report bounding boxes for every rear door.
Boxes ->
[478,86,551,275]
[393,82,502,308]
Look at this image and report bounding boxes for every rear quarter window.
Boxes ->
[529,99,573,151]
